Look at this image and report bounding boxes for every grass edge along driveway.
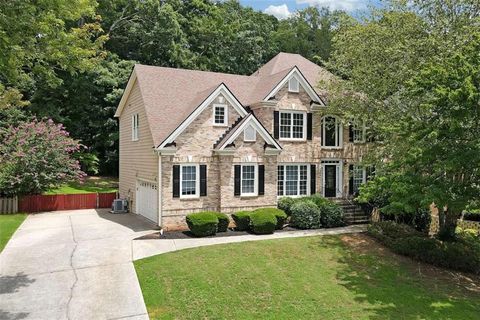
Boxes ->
[134,234,480,320]
[0,213,26,252]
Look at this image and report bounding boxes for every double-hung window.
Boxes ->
[132,113,139,141]
[180,164,199,198]
[277,164,309,196]
[279,111,306,140]
[352,121,366,143]
[241,165,257,196]
[321,115,342,147]
[213,104,227,126]
[352,165,366,194]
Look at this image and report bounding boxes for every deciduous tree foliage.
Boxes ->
[329,0,480,239]
[0,119,86,196]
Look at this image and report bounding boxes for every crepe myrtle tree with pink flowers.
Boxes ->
[0,119,86,196]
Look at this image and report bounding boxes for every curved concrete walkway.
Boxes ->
[0,209,157,320]
[132,224,368,261]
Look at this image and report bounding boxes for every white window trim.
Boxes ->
[279,110,307,141]
[180,164,200,199]
[352,165,367,193]
[212,104,228,126]
[240,164,258,197]
[131,113,139,141]
[352,121,366,144]
[321,159,343,198]
[288,76,299,93]
[321,115,343,149]
[277,163,310,197]
[243,124,256,142]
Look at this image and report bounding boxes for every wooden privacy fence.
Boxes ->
[0,197,18,214]
[0,192,117,213]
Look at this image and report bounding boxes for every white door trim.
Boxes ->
[321,159,343,198]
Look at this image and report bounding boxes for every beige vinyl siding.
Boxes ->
[119,79,158,214]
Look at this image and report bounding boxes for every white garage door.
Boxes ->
[136,180,158,223]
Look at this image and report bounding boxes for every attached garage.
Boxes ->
[136,180,158,223]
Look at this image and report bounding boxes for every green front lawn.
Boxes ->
[44,176,118,194]
[135,235,480,320]
[0,213,27,252]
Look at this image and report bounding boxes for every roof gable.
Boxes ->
[263,67,325,105]
[215,114,282,151]
[157,83,248,149]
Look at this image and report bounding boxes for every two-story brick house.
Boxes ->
[115,53,369,229]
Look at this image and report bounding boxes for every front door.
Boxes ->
[324,165,337,197]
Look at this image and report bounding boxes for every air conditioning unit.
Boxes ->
[111,199,128,214]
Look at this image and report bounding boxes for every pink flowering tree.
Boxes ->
[0,119,86,196]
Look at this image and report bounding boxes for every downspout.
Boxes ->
[157,152,162,229]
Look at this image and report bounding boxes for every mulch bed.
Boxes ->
[135,226,299,240]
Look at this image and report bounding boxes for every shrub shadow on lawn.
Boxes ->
[314,234,480,320]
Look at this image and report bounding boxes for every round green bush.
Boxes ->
[254,208,287,229]
[320,203,345,228]
[290,200,322,229]
[186,212,218,237]
[277,197,296,216]
[214,212,229,232]
[249,211,276,234]
[232,211,252,231]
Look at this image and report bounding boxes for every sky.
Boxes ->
[239,0,383,19]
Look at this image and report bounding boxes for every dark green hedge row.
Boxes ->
[232,208,287,234]
[368,221,480,274]
[278,194,345,229]
[186,211,229,237]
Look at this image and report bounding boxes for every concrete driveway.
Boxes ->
[0,209,157,320]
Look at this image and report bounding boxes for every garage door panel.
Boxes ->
[136,180,158,223]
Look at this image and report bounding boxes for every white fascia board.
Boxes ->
[219,115,282,151]
[264,67,325,106]
[157,83,248,150]
[114,68,137,118]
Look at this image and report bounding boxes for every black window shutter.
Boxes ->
[200,165,207,196]
[307,113,313,140]
[310,164,316,195]
[349,124,354,142]
[258,165,265,195]
[173,165,180,198]
[348,164,354,195]
[234,165,241,196]
[273,111,279,139]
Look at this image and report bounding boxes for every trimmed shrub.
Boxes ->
[254,208,287,229]
[290,200,322,229]
[368,221,480,274]
[214,212,229,232]
[232,211,252,231]
[320,202,345,228]
[277,197,296,216]
[249,211,276,234]
[186,212,218,237]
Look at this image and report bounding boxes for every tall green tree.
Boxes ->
[328,0,480,239]
[273,7,354,64]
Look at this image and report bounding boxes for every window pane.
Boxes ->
[241,165,255,194]
[285,165,298,195]
[353,165,364,193]
[277,166,284,196]
[214,106,225,124]
[181,166,197,195]
[353,122,364,142]
[324,116,337,146]
[292,113,304,138]
[280,113,291,138]
[299,165,308,195]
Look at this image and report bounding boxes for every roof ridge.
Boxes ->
[135,64,253,79]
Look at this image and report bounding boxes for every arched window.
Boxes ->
[321,116,342,148]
